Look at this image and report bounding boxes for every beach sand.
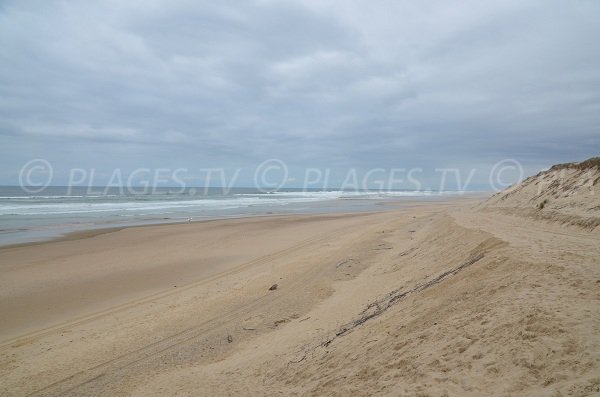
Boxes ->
[0,196,598,396]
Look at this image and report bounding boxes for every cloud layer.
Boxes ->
[1,0,599,186]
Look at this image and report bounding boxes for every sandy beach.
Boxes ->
[3,0,599,394]
[0,184,598,396]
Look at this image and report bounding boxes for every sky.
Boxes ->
[1,0,599,189]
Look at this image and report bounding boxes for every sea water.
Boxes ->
[0,186,457,246]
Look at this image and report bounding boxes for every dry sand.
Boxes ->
[0,193,599,396]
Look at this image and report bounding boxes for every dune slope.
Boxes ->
[482,157,600,230]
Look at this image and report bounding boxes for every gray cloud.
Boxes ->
[1,0,599,186]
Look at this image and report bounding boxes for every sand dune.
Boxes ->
[0,183,599,395]
[482,157,600,230]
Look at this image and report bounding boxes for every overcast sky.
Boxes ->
[1,0,599,188]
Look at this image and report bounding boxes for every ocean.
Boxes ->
[0,186,458,246]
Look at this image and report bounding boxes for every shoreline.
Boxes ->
[0,193,488,250]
